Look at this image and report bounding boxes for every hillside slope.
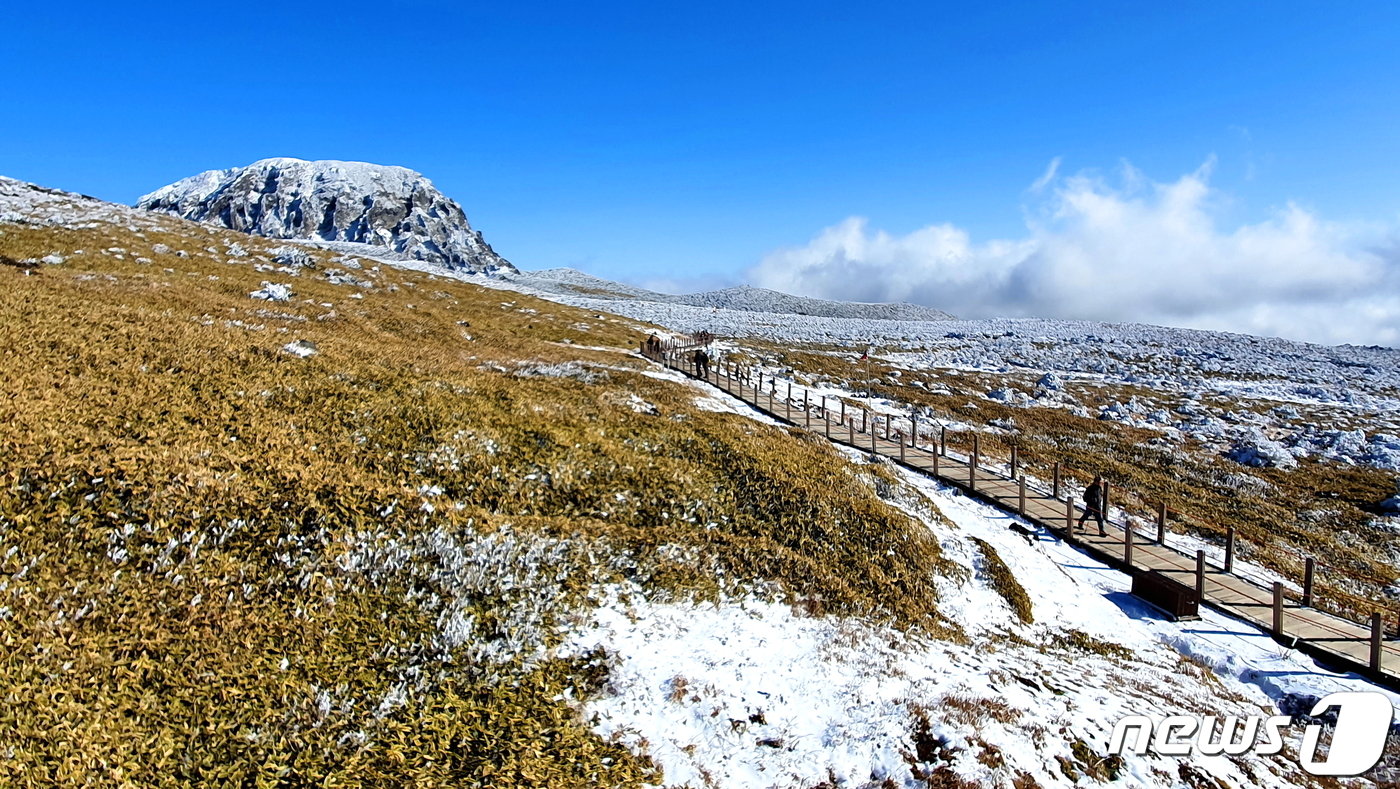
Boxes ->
[0,175,1387,787]
[514,268,959,321]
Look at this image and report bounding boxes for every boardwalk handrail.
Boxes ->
[644,345,1400,686]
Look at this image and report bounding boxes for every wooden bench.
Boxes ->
[1131,569,1201,621]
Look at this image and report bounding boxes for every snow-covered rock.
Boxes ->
[138,158,515,275]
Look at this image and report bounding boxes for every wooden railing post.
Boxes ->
[1053,462,1061,500]
[932,443,939,475]
[786,382,792,419]
[1065,497,1075,538]
[840,399,845,426]
[1124,519,1134,565]
[803,390,810,428]
[870,415,876,453]
[1273,583,1285,636]
[1224,525,1235,573]
[884,415,890,441]
[1303,558,1315,607]
[900,432,906,463]
[970,435,979,491]
[1156,502,1167,545]
[1371,613,1384,670]
[910,417,918,450]
[848,419,854,445]
[940,426,947,456]
[1018,476,1027,516]
[1103,480,1112,522]
[1195,550,1206,603]
[823,397,830,438]
[1011,445,1019,479]
[861,408,867,434]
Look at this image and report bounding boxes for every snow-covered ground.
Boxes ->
[563,373,1400,788]
[467,267,1400,474]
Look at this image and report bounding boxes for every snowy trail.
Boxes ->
[656,353,1399,703]
[915,471,1399,708]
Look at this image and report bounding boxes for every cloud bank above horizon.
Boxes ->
[747,160,1400,348]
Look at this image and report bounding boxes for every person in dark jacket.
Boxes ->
[1077,474,1107,536]
[643,334,660,357]
[693,348,710,378]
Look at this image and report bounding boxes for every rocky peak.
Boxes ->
[137,158,515,274]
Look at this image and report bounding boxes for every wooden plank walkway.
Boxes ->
[654,350,1400,688]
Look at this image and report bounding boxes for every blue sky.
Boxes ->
[4,2,1400,343]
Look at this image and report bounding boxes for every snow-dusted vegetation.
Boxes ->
[4,174,1398,787]
[497,269,1400,618]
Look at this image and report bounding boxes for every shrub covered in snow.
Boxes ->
[1382,480,1400,515]
[512,361,605,383]
[282,339,318,358]
[1226,429,1299,470]
[271,245,316,270]
[1362,433,1400,471]
[250,281,293,302]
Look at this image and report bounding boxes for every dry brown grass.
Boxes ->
[0,196,959,786]
[972,537,1034,625]
[935,695,1023,727]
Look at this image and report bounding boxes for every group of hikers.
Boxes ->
[642,334,664,358]
[640,331,1113,536]
[641,333,711,378]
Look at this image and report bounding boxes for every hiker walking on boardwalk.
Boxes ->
[693,348,710,378]
[1078,475,1107,536]
[643,334,660,358]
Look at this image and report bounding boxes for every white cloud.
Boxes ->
[1028,156,1061,193]
[747,161,1400,347]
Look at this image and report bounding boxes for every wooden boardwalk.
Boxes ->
[654,349,1400,688]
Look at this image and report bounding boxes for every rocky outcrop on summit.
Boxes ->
[138,158,515,274]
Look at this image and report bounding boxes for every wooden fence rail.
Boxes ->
[644,342,1400,688]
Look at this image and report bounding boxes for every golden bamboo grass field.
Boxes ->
[0,194,966,786]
